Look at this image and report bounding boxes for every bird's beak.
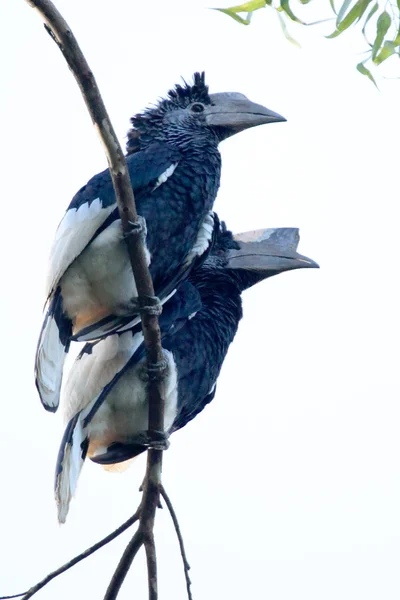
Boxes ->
[226,228,319,279]
[206,92,286,139]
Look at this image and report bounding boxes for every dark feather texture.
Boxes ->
[36,72,283,412]
[54,220,318,521]
[127,72,210,153]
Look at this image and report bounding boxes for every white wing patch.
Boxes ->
[56,416,85,524]
[56,396,98,523]
[152,163,178,191]
[57,329,145,522]
[63,330,144,424]
[56,345,178,522]
[35,314,67,411]
[163,352,179,431]
[46,199,115,297]
[184,211,215,266]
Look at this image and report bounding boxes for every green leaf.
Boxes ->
[216,0,266,11]
[374,40,396,65]
[336,0,353,27]
[279,0,305,24]
[213,8,251,24]
[372,11,391,59]
[393,18,400,46]
[212,0,267,24]
[329,0,337,15]
[361,2,378,38]
[326,0,373,38]
[277,11,301,47]
[326,29,343,38]
[356,61,378,87]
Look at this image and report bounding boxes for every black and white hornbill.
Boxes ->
[35,72,285,412]
[55,221,318,522]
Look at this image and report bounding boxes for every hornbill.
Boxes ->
[55,221,319,523]
[35,72,285,413]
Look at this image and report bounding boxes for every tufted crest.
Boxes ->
[165,72,209,107]
[127,72,210,154]
[214,221,240,254]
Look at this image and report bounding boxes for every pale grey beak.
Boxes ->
[227,228,319,280]
[205,92,286,139]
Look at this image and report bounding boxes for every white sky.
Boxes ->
[1,0,400,598]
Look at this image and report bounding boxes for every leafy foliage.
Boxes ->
[212,0,400,83]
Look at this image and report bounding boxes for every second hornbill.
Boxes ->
[55,220,318,522]
[35,72,285,412]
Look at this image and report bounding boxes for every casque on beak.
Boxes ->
[205,92,286,139]
[226,228,319,276]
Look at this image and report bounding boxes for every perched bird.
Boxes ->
[55,221,318,522]
[35,72,285,412]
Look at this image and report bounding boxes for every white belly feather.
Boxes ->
[60,220,150,328]
[87,350,178,456]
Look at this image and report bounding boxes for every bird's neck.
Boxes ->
[140,121,220,154]
[171,126,220,154]
[195,273,243,355]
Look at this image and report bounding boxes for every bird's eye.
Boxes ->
[191,103,205,113]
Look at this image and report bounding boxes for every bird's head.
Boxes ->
[127,72,285,152]
[200,221,318,292]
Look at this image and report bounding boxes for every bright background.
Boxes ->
[1,1,399,598]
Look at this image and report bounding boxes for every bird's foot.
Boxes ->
[114,295,162,317]
[144,429,171,451]
[123,215,147,243]
[138,352,169,382]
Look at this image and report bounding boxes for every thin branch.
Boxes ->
[160,485,193,600]
[21,2,170,599]
[103,529,144,600]
[144,533,158,600]
[105,450,162,599]
[0,510,140,600]
[141,455,161,600]
[24,0,166,413]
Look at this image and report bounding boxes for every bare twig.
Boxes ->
[105,450,163,599]
[24,0,166,411]
[104,529,145,600]
[141,454,161,600]
[144,534,158,600]
[0,509,140,600]
[160,485,193,600]
[20,2,175,598]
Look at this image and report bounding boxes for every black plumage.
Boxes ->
[36,72,285,412]
[54,220,318,522]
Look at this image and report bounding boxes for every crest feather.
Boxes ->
[166,72,209,106]
[214,222,240,253]
[127,72,210,153]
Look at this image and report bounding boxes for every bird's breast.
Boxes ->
[86,349,179,454]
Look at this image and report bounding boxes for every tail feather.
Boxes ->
[35,288,72,412]
[90,440,147,465]
[71,313,141,342]
[55,412,88,524]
